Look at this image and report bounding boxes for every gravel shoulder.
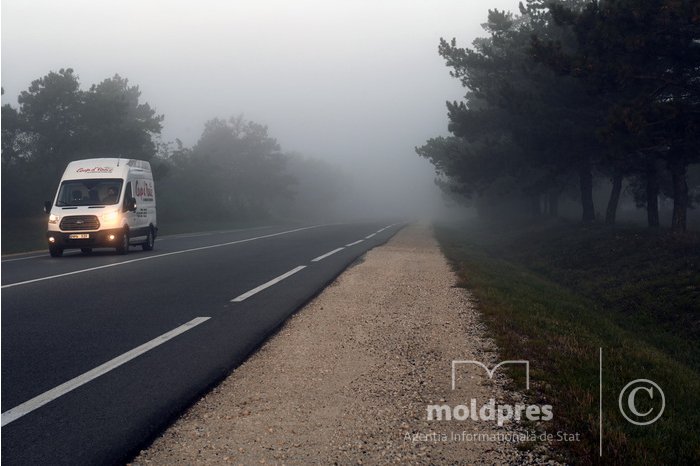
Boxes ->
[132,225,556,465]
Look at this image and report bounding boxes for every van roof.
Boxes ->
[62,158,152,180]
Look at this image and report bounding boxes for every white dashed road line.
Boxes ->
[2,225,326,290]
[1,223,401,429]
[1,317,211,428]
[311,247,345,262]
[231,266,307,302]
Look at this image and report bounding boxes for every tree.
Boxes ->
[16,68,83,173]
[539,0,700,231]
[1,98,37,217]
[1,97,27,167]
[273,153,351,222]
[158,116,296,221]
[80,74,164,160]
[422,4,602,222]
[2,68,165,219]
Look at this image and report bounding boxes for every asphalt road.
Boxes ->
[1,221,402,465]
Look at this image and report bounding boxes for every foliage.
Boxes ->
[419,0,700,231]
[2,69,164,217]
[157,116,296,221]
[539,0,700,231]
[1,68,351,243]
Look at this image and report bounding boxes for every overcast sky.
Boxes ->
[2,0,519,217]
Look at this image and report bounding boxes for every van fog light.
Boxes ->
[108,234,116,241]
[48,237,55,243]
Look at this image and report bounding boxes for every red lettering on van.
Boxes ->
[76,167,114,173]
[134,180,154,198]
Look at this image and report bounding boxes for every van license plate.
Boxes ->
[69,234,90,239]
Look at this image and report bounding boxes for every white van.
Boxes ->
[45,158,157,257]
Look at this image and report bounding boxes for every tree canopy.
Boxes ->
[418,0,700,231]
[2,68,350,225]
[2,69,163,216]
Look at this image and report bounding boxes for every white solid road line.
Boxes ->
[158,225,271,241]
[159,232,216,240]
[365,233,376,239]
[345,239,364,247]
[0,227,273,261]
[2,225,326,290]
[231,266,307,302]
[311,247,345,262]
[1,254,47,263]
[1,316,211,428]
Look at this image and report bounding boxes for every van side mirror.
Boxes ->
[44,201,52,214]
[126,197,137,212]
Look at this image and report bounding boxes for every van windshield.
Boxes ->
[56,179,124,206]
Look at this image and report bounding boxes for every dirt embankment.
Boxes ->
[132,225,556,465]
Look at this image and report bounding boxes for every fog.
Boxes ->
[1,0,519,221]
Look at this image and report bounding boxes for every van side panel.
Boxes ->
[123,171,156,239]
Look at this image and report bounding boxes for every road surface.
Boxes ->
[1,222,401,465]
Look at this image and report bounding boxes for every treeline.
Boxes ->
[418,0,699,232]
[1,68,347,225]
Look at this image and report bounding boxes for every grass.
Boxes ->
[435,219,700,465]
[1,217,48,254]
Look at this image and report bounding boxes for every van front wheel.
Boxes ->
[49,246,63,257]
[142,228,154,251]
[116,230,129,255]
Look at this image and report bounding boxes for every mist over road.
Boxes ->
[1,222,401,465]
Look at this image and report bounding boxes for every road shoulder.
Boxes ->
[132,225,555,465]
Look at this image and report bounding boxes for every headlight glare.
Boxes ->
[101,211,120,225]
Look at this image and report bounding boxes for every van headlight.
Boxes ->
[48,214,59,224]
[100,211,120,226]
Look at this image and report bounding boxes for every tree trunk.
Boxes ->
[579,163,595,223]
[547,190,560,217]
[531,195,542,218]
[669,156,688,233]
[646,163,660,228]
[605,170,623,225]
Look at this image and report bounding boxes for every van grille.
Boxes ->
[60,215,100,231]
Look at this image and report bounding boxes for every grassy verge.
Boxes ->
[1,217,48,254]
[436,220,700,465]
